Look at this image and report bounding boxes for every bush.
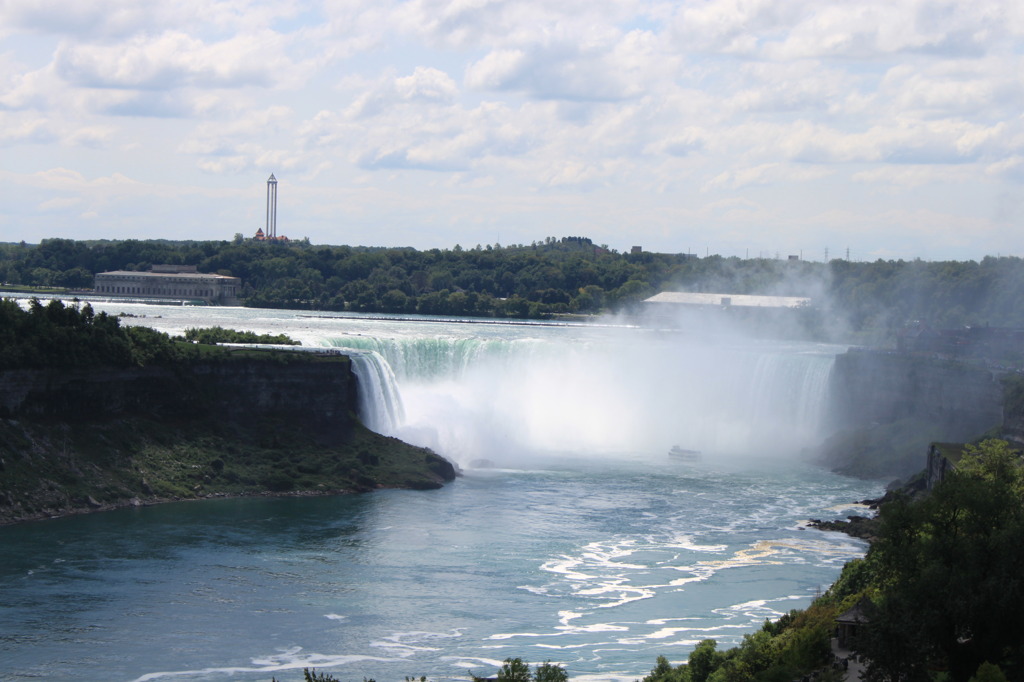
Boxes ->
[497,657,532,682]
[261,471,295,492]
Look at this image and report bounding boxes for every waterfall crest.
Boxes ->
[327,332,842,466]
[325,334,537,382]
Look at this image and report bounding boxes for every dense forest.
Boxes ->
[3,237,1024,340]
[0,297,197,370]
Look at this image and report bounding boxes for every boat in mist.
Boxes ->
[669,445,702,462]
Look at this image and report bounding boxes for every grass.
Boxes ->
[0,411,454,525]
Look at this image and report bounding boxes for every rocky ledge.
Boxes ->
[0,354,457,526]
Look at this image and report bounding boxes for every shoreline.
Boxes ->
[0,479,453,528]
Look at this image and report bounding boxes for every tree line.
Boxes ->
[0,298,193,370]
[4,237,1024,338]
[0,298,299,371]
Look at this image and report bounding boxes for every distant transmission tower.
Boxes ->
[266,173,278,239]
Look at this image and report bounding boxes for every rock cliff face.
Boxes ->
[0,357,357,440]
[816,349,1006,480]
[924,443,963,490]
[1001,375,1024,446]
[828,349,1003,439]
[0,354,457,525]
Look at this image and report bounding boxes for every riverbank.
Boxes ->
[0,413,457,527]
[806,493,890,541]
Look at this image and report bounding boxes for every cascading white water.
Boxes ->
[346,350,406,437]
[326,331,839,466]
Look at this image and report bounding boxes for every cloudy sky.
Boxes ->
[2,0,1023,260]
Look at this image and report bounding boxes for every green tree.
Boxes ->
[688,640,724,682]
[533,661,568,682]
[969,662,1008,682]
[497,657,532,682]
[642,655,688,682]
[863,440,1024,681]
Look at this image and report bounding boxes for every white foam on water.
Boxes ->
[447,656,510,670]
[372,629,466,655]
[133,648,397,682]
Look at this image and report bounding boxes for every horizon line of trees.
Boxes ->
[4,237,1024,338]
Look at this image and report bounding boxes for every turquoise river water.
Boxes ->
[0,304,882,682]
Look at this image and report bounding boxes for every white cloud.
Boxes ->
[65,125,116,148]
[0,63,58,110]
[465,28,671,102]
[348,98,535,173]
[38,196,83,212]
[0,112,57,145]
[702,162,832,191]
[0,0,161,40]
[392,0,643,50]
[15,167,140,192]
[176,106,310,176]
[670,0,801,56]
[53,31,299,91]
[879,58,1024,117]
[0,0,298,40]
[347,67,459,118]
[852,165,975,188]
[723,61,852,114]
[3,0,1024,257]
[647,127,707,157]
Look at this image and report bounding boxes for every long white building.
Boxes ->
[643,291,811,309]
[93,265,241,305]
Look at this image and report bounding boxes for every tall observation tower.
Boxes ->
[265,173,278,239]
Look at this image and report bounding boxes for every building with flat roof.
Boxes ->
[643,291,811,309]
[639,291,815,335]
[94,265,241,305]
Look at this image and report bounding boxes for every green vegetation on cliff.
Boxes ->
[0,408,455,525]
[638,602,845,682]
[853,439,1024,681]
[181,326,299,345]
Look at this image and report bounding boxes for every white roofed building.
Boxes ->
[643,292,811,309]
[94,265,241,305]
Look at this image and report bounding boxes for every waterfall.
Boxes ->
[347,351,406,437]
[325,330,842,466]
[324,334,532,382]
